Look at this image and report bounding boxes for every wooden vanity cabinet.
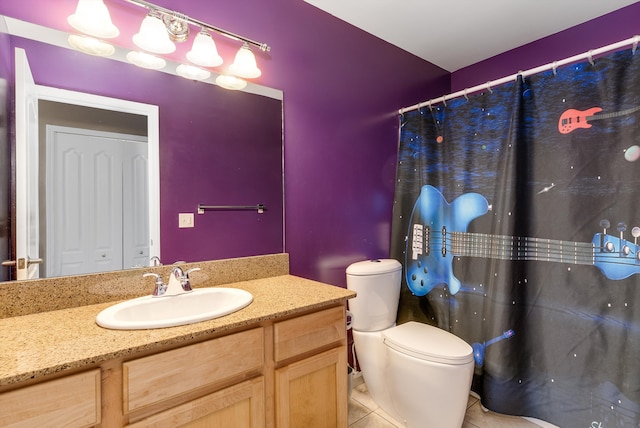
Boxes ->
[119,305,348,428]
[0,304,348,428]
[274,306,348,428]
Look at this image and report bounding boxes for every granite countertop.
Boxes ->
[0,274,355,387]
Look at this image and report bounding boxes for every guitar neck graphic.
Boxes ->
[406,186,640,296]
[558,105,640,134]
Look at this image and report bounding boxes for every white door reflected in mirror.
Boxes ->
[12,48,161,279]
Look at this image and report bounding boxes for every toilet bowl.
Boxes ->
[347,259,474,428]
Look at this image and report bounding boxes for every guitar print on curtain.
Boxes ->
[391,48,640,427]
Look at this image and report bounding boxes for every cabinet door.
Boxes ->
[0,369,101,428]
[275,347,347,428]
[126,377,265,428]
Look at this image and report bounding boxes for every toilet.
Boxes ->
[347,259,474,428]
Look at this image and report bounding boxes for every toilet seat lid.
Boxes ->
[383,321,473,365]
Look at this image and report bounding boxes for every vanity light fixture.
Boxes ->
[67,0,119,39]
[187,31,223,68]
[67,0,118,57]
[228,43,262,79]
[125,0,269,86]
[132,11,176,54]
[67,0,270,88]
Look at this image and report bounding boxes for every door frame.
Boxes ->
[13,48,160,279]
[34,85,161,272]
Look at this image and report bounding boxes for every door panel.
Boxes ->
[46,126,147,277]
[15,47,40,279]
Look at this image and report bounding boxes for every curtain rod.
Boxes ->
[400,35,640,114]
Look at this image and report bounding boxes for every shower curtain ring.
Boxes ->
[441,96,447,107]
[633,35,639,54]
[552,61,558,75]
[463,89,469,101]
[486,82,493,93]
[588,50,595,65]
[427,101,433,112]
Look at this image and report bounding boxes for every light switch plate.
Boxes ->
[178,213,194,228]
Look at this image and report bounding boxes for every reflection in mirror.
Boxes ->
[2,16,284,281]
[14,58,160,280]
[0,18,8,282]
[40,101,149,278]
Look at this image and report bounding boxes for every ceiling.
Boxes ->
[303,0,639,72]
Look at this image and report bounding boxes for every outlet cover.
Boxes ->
[178,213,194,228]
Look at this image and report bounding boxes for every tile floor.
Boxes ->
[348,377,554,428]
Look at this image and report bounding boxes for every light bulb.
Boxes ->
[228,44,261,79]
[133,13,176,54]
[186,31,223,68]
[67,0,119,39]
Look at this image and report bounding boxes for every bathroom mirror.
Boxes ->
[1,17,284,281]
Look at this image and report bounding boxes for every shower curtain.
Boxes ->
[391,48,640,427]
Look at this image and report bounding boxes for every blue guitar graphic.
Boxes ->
[406,185,640,296]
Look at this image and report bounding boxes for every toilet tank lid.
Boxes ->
[383,321,473,364]
[346,259,402,276]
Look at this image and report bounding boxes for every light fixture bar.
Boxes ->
[123,0,270,52]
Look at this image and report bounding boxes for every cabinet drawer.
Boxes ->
[274,306,345,362]
[0,369,101,428]
[124,327,264,413]
[126,376,265,428]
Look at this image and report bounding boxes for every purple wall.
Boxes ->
[451,3,640,92]
[0,0,449,286]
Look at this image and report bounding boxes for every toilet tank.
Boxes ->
[346,259,402,331]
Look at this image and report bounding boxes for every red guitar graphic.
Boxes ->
[558,105,640,134]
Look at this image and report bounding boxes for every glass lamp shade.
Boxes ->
[186,32,223,68]
[215,74,248,90]
[176,64,211,81]
[126,51,167,70]
[133,14,176,54]
[67,0,119,39]
[68,34,115,56]
[228,44,261,79]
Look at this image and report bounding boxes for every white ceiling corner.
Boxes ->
[303,0,639,72]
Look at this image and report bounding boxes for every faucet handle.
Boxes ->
[143,273,166,296]
[182,268,201,292]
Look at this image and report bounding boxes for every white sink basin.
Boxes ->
[96,288,253,330]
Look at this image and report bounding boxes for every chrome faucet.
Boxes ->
[142,266,200,297]
[181,268,201,292]
[165,266,188,296]
[143,272,166,296]
[143,266,200,297]
[149,256,162,266]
